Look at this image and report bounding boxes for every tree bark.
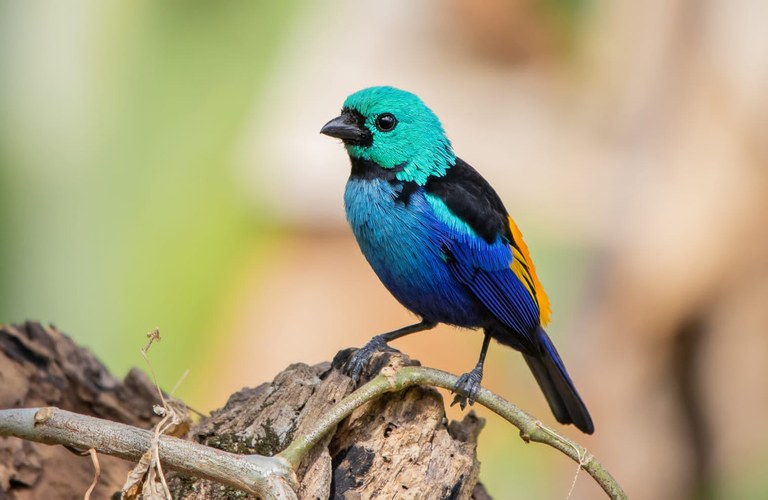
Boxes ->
[0,322,162,499]
[167,349,487,499]
[0,323,489,499]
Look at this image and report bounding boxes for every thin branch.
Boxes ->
[279,366,627,500]
[0,407,298,500]
[0,365,626,499]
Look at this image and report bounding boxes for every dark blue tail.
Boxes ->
[523,326,594,434]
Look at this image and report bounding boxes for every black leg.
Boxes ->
[346,319,437,383]
[451,332,491,409]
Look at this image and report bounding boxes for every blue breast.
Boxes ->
[344,178,482,326]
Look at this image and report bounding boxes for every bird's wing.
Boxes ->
[425,158,551,338]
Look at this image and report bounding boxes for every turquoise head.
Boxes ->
[320,86,455,185]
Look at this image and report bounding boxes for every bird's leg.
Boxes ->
[451,332,491,409]
[346,319,437,384]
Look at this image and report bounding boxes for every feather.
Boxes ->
[507,216,551,326]
[523,326,594,434]
[424,166,550,335]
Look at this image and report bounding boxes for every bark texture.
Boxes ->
[0,324,489,499]
[0,321,162,499]
[169,349,488,499]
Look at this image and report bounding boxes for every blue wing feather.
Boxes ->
[445,237,539,343]
[426,194,540,342]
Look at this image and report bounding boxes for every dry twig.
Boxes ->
[84,448,101,500]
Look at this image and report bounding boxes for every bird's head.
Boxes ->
[321,86,455,185]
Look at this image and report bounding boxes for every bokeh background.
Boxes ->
[2,0,767,498]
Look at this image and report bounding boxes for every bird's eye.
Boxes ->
[375,113,397,132]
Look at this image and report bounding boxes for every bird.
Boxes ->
[320,86,594,434]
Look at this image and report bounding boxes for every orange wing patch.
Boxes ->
[507,216,551,326]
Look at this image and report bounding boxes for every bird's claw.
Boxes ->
[344,335,388,384]
[345,349,372,385]
[450,368,483,410]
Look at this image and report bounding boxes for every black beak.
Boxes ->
[320,111,370,145]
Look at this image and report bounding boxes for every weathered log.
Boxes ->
[168,350,488,499]
[0,323,489,499]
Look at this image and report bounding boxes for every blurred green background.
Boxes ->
[2,1,767,498]
[0,0,300,390]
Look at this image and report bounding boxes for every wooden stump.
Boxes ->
[0,323,489,499]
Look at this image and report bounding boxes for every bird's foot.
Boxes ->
[450,366,483,410]
[344,334,390,384]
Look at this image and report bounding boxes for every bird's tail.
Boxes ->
[523,326,594,434]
